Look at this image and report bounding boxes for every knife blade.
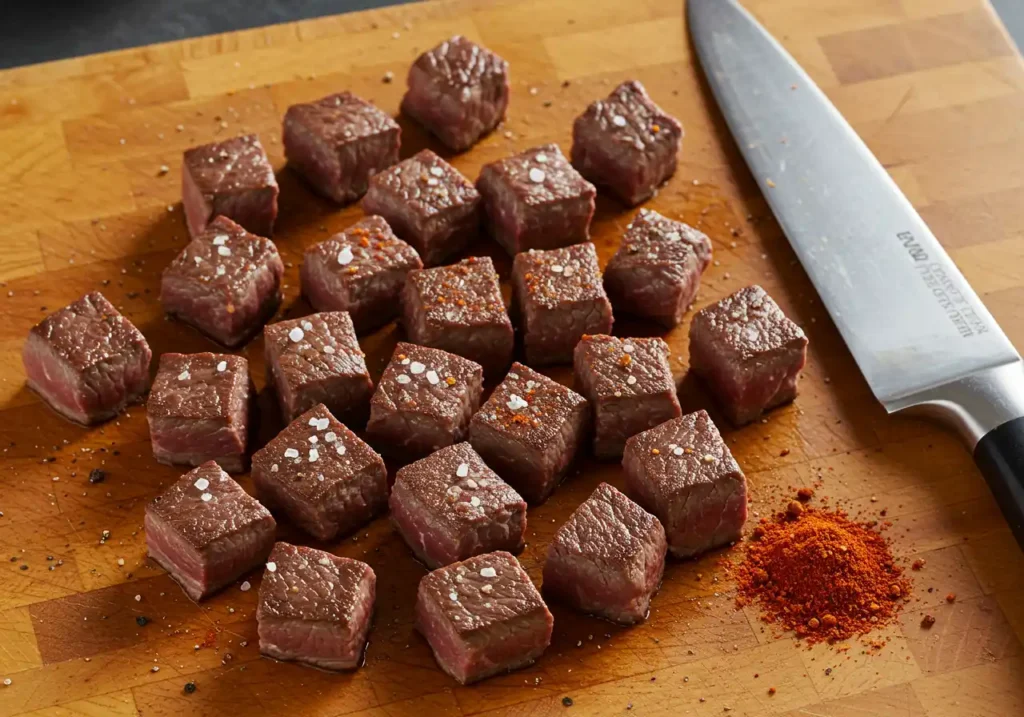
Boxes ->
[688,0,1024,545]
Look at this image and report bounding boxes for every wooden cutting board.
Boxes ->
[2,0,1023,714]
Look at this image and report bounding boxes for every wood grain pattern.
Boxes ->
[0,0,1022,714]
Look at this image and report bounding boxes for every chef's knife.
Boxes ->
[688,0,1024,547]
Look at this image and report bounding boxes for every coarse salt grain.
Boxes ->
[212,235,228,246]
[623,343,634,353]
[551,264,564,273]
[215,265,226,277]
[301,320,313,331]
[319,557,331,566]
[323,345,335,354]
[409,361,426,375]
[266,562,277,572]
[396,374,411,384]
[429,166,444,177]
[216,361,227,372]
[284,448,300,459]
[528,168,545,183]
[324,431,337,443]
[288,327,305,342]
[449,591,459,601]
[217,246,231,257]
[240,581,251,592]
[507,394,528,410]
[308,435,318,444]
[308,417,319,426]
[673,446,684,456]
[470,496,481,507]
[612,115,627,127]
[338,246,354,265]
[535,153,548,163]
[194,477,210,491]
[271,463,279,472]
[316,418,329,431]
[200,493,213,502]
[481,584,493,593]
[426,177,438,186]
[627,376,637,385]
[401,357,411,365]
[178,370,190,381]
[703,454,716,463]
[336,444,346,456]
[426,370,440,385]
[480,567,497,578]
[465,478,478,489]
[309,449,319,462]
[456,462,469,478]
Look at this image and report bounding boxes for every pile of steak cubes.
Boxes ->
[22,33,808,684]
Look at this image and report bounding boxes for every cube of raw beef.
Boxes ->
[161,216,284,347]
[604,210,712,328]
[252,404,387,541]
[147,353,253,473]
[469,363,588,504]
[477,144,596,255]
[23,291,151,425]
[571,80,683,206]
[623,410,748,558]
[361,149,481,266]
[689,285,808,425]
[182,134,279,237]
[401,256,513,377]
[284,92,400,204]
[511,242,613,365]
[367,343,484,459]
[401,35,510,152]
[258,542,376,671]
[573,334,681,459]
[543,482,666,624]
[416,551,552,684]
[301,216,423,333]
[145,461,276,601]
[263,311,373,427]
[390,442,526,569]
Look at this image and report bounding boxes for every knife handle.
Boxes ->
[974,416,1024,547]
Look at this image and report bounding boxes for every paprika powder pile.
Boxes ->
[735,506,910,644]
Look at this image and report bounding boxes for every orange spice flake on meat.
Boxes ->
[445,376,456,386]
[619,354,632,368]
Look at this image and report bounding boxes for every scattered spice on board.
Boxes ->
[920,614,936,629]
[734,507,910,645]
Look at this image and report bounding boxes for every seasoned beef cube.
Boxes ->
[416,551,552,685]
[689,285,808,425]
[367,343,483,459]
[573,334,681,459]
[402,256,513,377]
[477,144,596,256]
[301,216,423,334]
[361,149,480,266]
[401,35,509,152]
[147,353,253,473]
[284,92,400,204]
[161,216,284,348]
[257,542,376,671]
[263,311,373,426]
[511,242,613,365]
[604,209,711,328]
[469,363,588,504]
[23,291,151,425]
[182,134,278,237]
[390,443,526,569]
[252,404,387,541]
[145,461,276,601]
[623,410,748,558]
[571,80,683,206]
[543,482,666,624]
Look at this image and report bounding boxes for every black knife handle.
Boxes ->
[974,416,1024,547]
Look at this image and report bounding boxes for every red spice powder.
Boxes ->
[735,507,910,644]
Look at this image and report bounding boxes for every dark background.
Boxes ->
[1,0,1021,69]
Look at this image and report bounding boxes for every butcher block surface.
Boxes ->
[2,0,1024,714]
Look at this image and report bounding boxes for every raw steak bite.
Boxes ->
[477,143,596,255]
[284,92,400,204]
[573,334,681,459]
[416,551,552,685]
[401,256,513,377]
[257,542,376,671]
[147,352,253,474]
[161,215,284,348]
[301,216,423,333]
[469,363,588,505]
[389,442,526,569]
[401,35,510,152]
[511,242,613,365]
[623,410,748,558]
[543,482,666,624]
[689,285,808,425]
[604,209,712,328]
[145,461,276,602]
[252,404,387,541]
[23,291,151,425]
[182,134,279,237]
[366,343,483,459]
[264,311,373,426]
[571,80,683,206]
[361,149,480,266]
